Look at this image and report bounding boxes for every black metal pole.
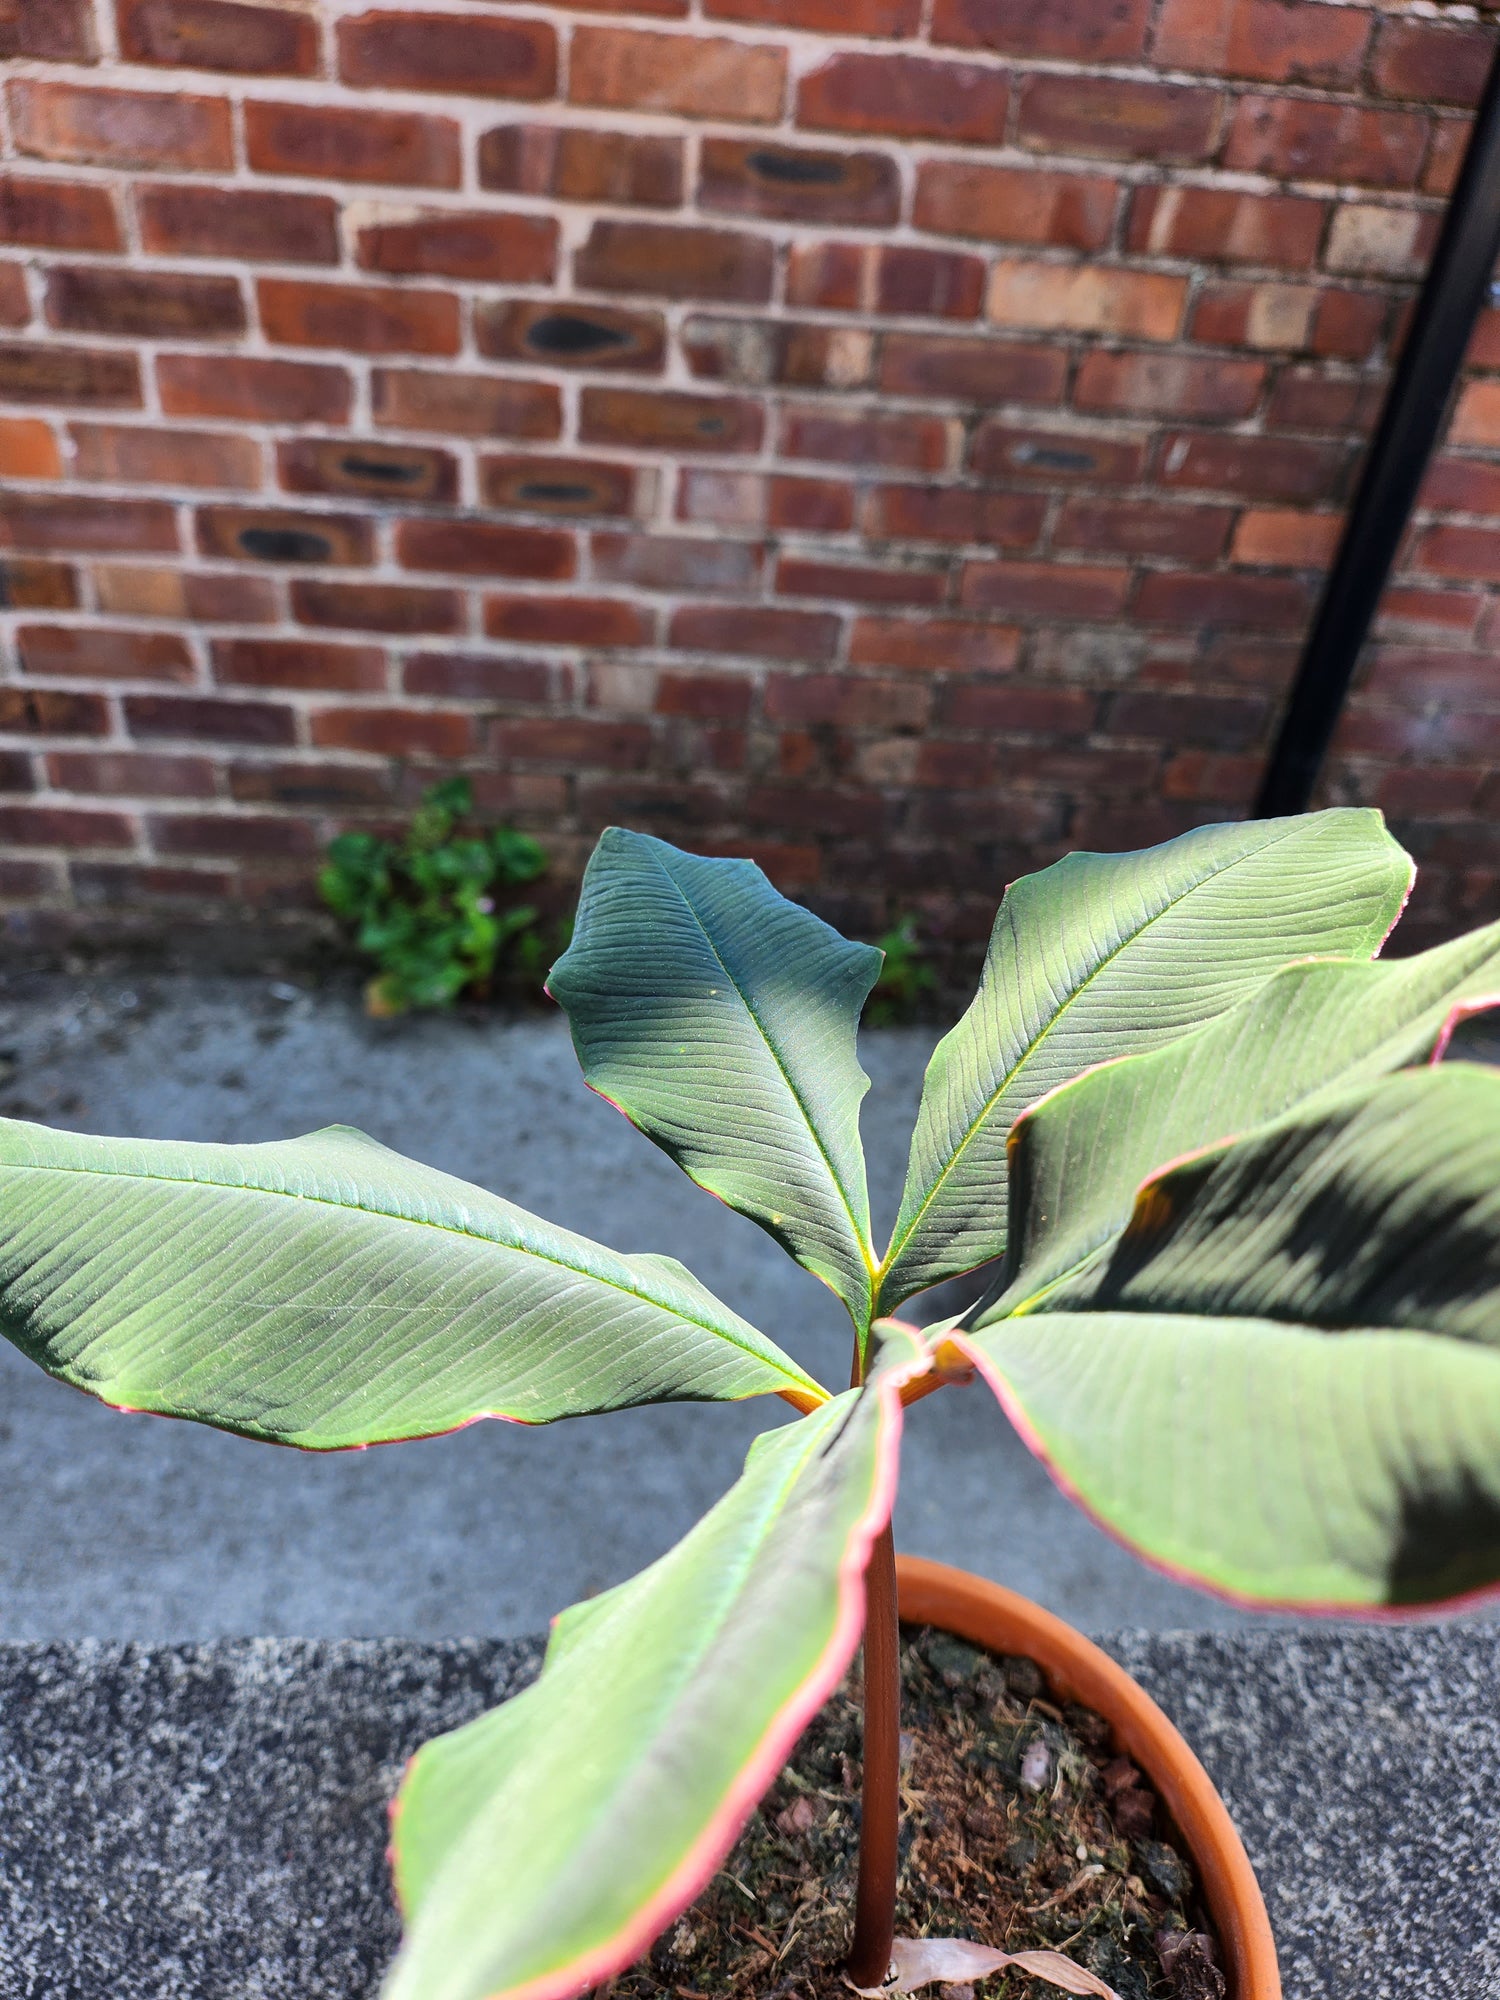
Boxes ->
[1253,33,1500,818]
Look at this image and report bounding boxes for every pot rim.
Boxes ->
[894,1554,1281,2000]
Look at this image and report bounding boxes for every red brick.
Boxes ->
[17,624,192,681]
[259,279,458,357]
[863,484,1044,547]
[95,566,275,623]
[47,266,244,340]
[494,717,651,768]
[402,655,553,703]
[196,506,373,567]
[1312,288,1387,361]
[1451,380,1500,449]
[355,210,555,285]
[118,0,317,73]
[158,352,349,424]
[768,475,853,532]
[706,0,917,30]
[989,261,1185,339]
[0,177,119,252]
[780,405,953,471]
[1126,185,1326,269]
[879,247,986,320]
[1324,205,1439,279]
[1372,18,1494,108]
[477,300,665,374]
[150,811,317,859]
[395,519,574,580]
[279,438,456,506]
[1423,117,1471,198]
[1421,456,1500,517]
[1159,750,1262,803]
[245,101,460,189]
[1109,689,1270,748]
[797,53,1008,142]
[1225,95,1427,189]
[1,0,97,60]
[670,603,838,661]
[576,222,772,305]
[0,418,61,479]
[1074,351,1264,419]
[0,494,177,555]
[7,80,232,171]
[684,317,874,391]
[1412,523,1500,581]
[0,343,140,407]
[961,558,1129,619]
[700,139,899,226]
[70,423,260,490]
[849,616,1020,673]
[1133,571,1314,627]
[934,0,1145,59]
[1376,587,1481,638]
[339,10,554,96]
[1019,75,1220,162]
[309,708,471,759]
[1055,497,1230,559]
[1230,507,1342,566]
[0,262,27,329]
[483,595,649,647]
[941,682,1098,733]
[137,183,338,264]
[0,557,78,609]
[571,28,785,122]
[1154,0,1369,86]
[655,671,753,721]
[47,750,215,798]
[0,804,133,847]
[1190,281,1317,351]
[372,368,560,440]
[0,686,107,734]
[580,387,764,454]
[214,636,386,690]
[289,580,463,636]
[480,454,639,519]
[479,124,682,208]
[776,558,944,606]
[592,532,760,592]
[1158,429,1350,501]
[126,694,295,744]
[914,162,1117,250]
[1266,367,1382,433]
[879,335,1067,406]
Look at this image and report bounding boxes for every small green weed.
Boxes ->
[866,914,937,1026]
[319,778,549,1015]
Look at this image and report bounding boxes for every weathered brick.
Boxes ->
[0,177,120,252]
[933,0,1146,60]
[1154,0,1369,86]
[137,183,338,264]
[1157,430,1351,503]
[1055,496,1231,559]
[941,682,1098,733]
[1133,570,1314,626]
[989,261,1186,339]
[1324,205,1439,279]
[0,804,134,848]
[961,558,1129,618]
[676,468,766,527]
[1423,117,1470,198]
[119,0,316,71]
[879,334,1067,405]
[196,506,373,567]
[766,673,930,731]
[259,279,459,357]
[576,221,773,304]
[0,418,62,479]
[214,636,387,690]
[580,387,764,454]
[1265,366,1382,433]
[7,80,233,171]
[477,300,666,374]
[670,603,839,661]
[914,162,1118,249]
[797,53,1008,142]
[878,247,986,319]
[1224,95,1427,188]
[338,11,555,97]
[684,317,873,390]
[1074,351,1264,419]
[480,124,683,208]
[47,266,245,340]
[592,533,761,593]
[479,455,640,518]
[1230,507,1342,565]
[0,493,178,555]
[1,0,97,60]
[1372,18,1494,107]
[0,557,77,610]
[700,139,899,226]
[279,438,457,506]
[1190,280,1316,350]
[1108,688,1270,747]
[1017,75,1220,161]
[150,811,318,858]
[706,0,917,31]
[394,518,575,579]
[1126,186,1327,268]
[126,695,296,748]
[72,860,237,902]
[494,717,650,768]
[47,750,216,798]
[95,565,274,623]
[849,615,1022,672]
[245,102,460,189]
[863,484,1045,547]
[70,422,260,490]
[0,686,107,734]
[158,352,349,423]
[1413,524,1500,581]
[371,368,560,439]
[402,655,553,703]
[484,595,650,647]
[17,624,193,681]
[571,28,785,122]
[780,405,954,471]
[776,558,945,606]
[289,580,463,636]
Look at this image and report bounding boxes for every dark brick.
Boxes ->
[0,804,134,847]
[0,687,108,734]
[196,506,374,567]
[0,176,119,251]
[493,716,651,768]
[1158,429,1351,502]
[150,811,318,859]
[402,654,553,703]
[47,750,215,798]
[477,299,666,373]
[46,265,245,339]
[969,420,1146,483]
[775,557,946,605]
[1132,571,1315,627]
[278,438,457,505]
[137,183,339,264]
[213,636,387,689]
[479,455,640,518]
[126,694,296,745]
[580,387,764,454]
[0,343,139,407]
[1054,496,1231,559]
[290,578,463,634]
[483,595,650,646]
[700,138,899,224]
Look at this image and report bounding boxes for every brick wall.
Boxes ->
[1,0,1497,965]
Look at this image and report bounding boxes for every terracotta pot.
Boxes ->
[895,1555,1280,2000]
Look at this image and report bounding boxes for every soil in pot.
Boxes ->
[594,1624,1226,2000]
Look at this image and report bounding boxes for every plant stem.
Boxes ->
[847,1517,900,1991]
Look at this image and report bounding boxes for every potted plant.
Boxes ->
[0,807,1496,2000]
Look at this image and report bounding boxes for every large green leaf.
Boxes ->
[952,1066,1500,1608]
[549,829,883,1328]
[0,1120,823,1448]
[876,809,1412,1315]
[385,1324,932,2000]
[997,918,1500,1313]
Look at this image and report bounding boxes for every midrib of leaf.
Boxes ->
[0,1150,822,1393]
[647,849,876,1291]
[878,823,1306,1300]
